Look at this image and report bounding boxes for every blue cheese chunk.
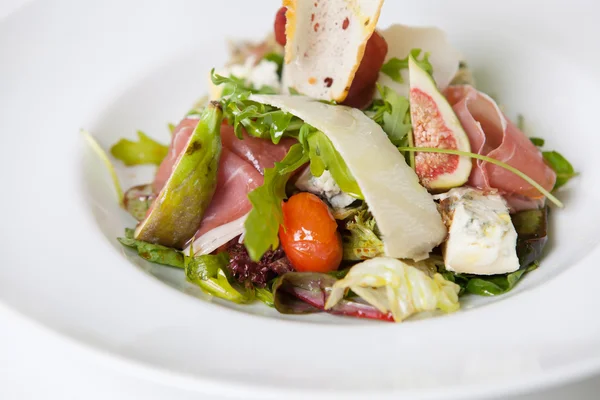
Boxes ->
[295,168,356,209]
[436,188,519,275]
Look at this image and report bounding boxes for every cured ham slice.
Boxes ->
[220,125,296,173]
[154,117,296,253]
[444,85,556,208]
[194,147,262,237]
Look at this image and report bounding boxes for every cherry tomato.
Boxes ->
[279,193,343,273]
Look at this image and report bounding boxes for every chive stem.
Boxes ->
[397,146,563,208]
[81,130,124,206]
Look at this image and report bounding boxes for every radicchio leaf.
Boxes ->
[272,272,393,321]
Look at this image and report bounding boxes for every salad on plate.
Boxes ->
[87,0,577,322]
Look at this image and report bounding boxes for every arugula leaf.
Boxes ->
[543,151,578,190]
[117,234,185,268]
[366,86,414,166]
[110,131,169,166]
[377,85,412,147]
[380,48,433,83]
[212,70,303,143]
[306,131,363,199]
[185,253,254,303]
[244,144,309,261]
[262,52,284,79]
[168,123,177,135]
[530,137,545,147]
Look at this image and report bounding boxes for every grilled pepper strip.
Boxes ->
[135,103,223,248]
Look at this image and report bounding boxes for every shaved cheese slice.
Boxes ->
[250,94,447,260]
[378,24,462,97]
[282,0,384,102]
[184,213,247,256]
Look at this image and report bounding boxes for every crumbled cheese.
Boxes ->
[295,169,356,209]
[436,187,519,275]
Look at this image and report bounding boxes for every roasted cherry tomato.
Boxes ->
[279,193,343,273]
[274,7,287,46]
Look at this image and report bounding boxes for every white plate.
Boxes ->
[1,0,599,399]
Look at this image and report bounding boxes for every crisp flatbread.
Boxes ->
[282,0,384,102]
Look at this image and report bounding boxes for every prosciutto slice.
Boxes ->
[444,85,556,209]
[154,117,295,253]
[194,147,262,237]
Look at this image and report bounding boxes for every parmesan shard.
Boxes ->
[378,24,462,97]
[282,0,384,102]
[250,94,447,260]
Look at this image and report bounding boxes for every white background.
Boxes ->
[1,1,598,399]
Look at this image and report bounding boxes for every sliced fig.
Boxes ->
[409,55,472,190]
[135,103,223,249]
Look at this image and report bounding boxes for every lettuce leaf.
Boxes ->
[273,272,394,321]
[185,252,254,303]
[325,257,460,322]
[255,286,275,307]
[110,131,169,166]
[342,209,384,261]
[123,184,154,221]
[380,48,433,83]
[244,144,309,261]
[530,137,545,147]
[543,151,578,190]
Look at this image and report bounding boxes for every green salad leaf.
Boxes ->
[380,48,433,83]
[211,70,303,143]
[342,209,384,261]
[123,184,154,221]
[542,151,578,190]
[444,263,539,297]
[244,144,309,261]
[110,131,169,166]
[185,252,254,303]
[306,130,363,199]
[255,286,275,307]
[378,86,412,147]
[530,137,545,147]
[366,86,414,166]
[117,234,185,268]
